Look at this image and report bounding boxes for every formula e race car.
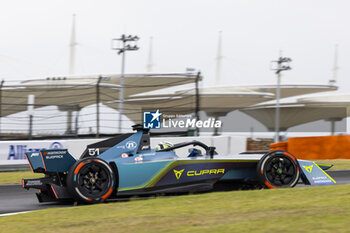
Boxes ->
[22,125,336,203]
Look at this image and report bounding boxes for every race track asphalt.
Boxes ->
[0,185,73,215]
[0,170,349,215]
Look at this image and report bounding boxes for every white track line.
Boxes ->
[0,211,31,217]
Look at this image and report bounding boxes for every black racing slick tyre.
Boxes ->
[67,158,116,203]
[257,150,300,189]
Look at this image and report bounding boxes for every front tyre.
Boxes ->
[257,150,300,188]
[67,158,116,203]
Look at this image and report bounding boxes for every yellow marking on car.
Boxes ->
[173,169,184,180]
[187,168,225,176]
[302,165,313,173]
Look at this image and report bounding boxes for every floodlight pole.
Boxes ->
[271,55,292,143]
[96,76,102,138]
[112,34,139,133]
[119,47,126,134]
[275,70,282,143]
[195,71,201,136]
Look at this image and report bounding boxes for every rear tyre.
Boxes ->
[67,158,116,203]
[257,150,300,188]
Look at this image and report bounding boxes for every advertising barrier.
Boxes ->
[270,135,350,159]
[0,139,101,161]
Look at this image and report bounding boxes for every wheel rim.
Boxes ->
[77,162,111,198]
[265,156,297,186]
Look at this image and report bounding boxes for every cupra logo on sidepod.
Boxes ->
[173,169,184,180]
[302,165,313,173]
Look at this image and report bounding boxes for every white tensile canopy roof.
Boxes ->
[241,93,350,131]
[21,73,200,97]
[0,73,200,117]
[105,84,337,124]
[241,103,346,131]
[0,75,340,133]
[298,93,350,107]
[106,91,275,123]
[0,82,120,116]
[195,84,337,99]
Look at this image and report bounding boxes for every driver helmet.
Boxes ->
[155,141,173,151]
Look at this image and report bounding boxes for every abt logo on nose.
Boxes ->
[143,110,162,129]
[125,141,137,149]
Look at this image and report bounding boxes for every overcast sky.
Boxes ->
[1,0,350,91]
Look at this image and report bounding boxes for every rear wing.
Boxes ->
[25,149,76,173]
[315,163,333,171]
[298,160,336,185]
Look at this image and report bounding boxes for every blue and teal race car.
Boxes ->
[22,124,336,203]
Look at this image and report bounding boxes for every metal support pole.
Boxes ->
[27,94,34,140]
[274,71,281,143]
[271,54,292,143]
[75,105,80,137]
[66,110,73,135]
[112,34,139,133]
[118,46,126,133]
[213,115,219,136]
[325,118,342,135]
[0,80,4,135]
[195,72,201,136]
[331,120,335,135]
[29,115,33,140]
[96,76,102,138]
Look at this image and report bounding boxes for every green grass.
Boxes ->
[0,159,349,185]
[1,185,350,232]
[0,171,44,185]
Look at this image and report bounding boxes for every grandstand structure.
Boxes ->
[241,93,350,134]
[117,84,337,123]
[0,72,340,139]
[0,73,201,138]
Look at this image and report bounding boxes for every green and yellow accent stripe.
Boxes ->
[118,159,256,192]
